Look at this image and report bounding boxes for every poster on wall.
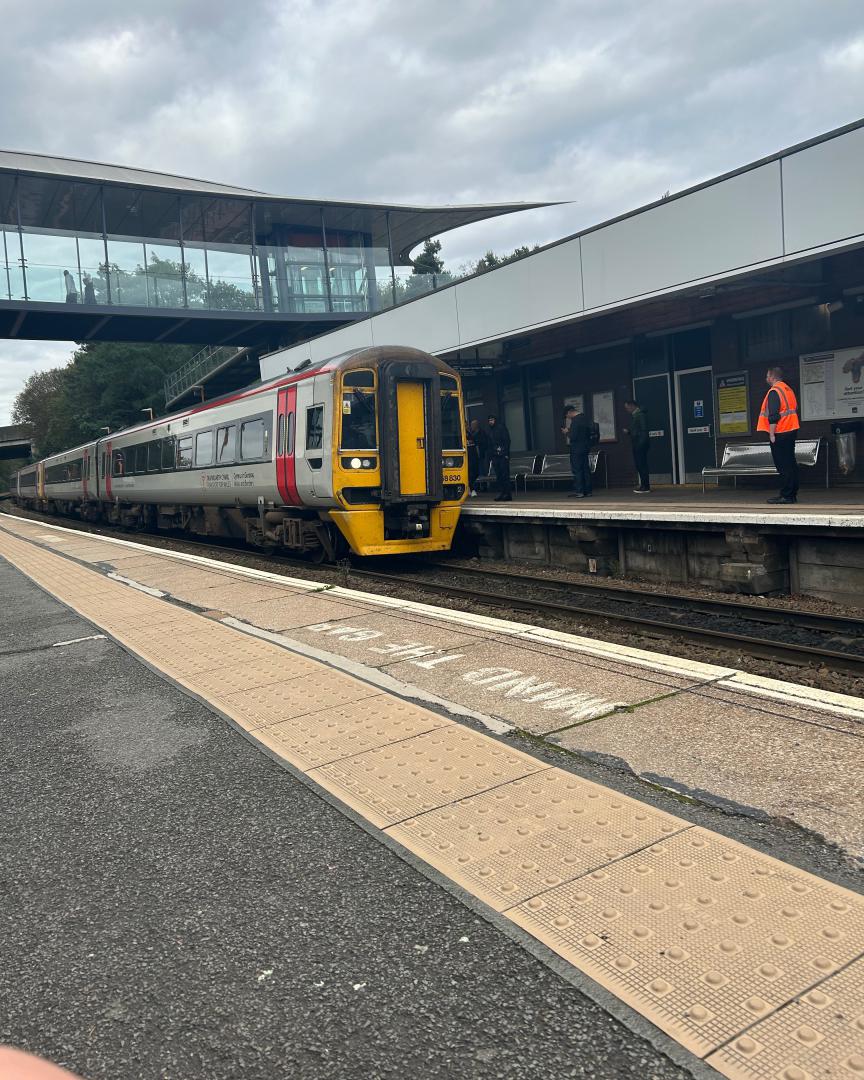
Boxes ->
[800,346,864,420]
[592,390,616,442]
[715,372,750,435]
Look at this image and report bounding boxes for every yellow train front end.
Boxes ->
[327,347,468,557]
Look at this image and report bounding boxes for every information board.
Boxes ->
[799,347,864,420]
[592,390,616,443]
[715,372,750,435]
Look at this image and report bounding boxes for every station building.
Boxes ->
[262,118,864,490]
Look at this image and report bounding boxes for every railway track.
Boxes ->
[5,506,864,675]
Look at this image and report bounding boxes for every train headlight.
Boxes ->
[361,458,372,467]
[443,455,463,468]
[350,457,362,469]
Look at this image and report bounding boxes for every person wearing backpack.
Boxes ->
[561,403,595,498]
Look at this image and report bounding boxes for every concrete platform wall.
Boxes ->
[463,517,864,600]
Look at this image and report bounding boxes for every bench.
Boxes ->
[701,438,826,493]
[474,452,539,492]
[522,449,607,492]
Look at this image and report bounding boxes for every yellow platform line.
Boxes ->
[2,525,863,1080]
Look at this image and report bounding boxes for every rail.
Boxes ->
[163,346,245,406]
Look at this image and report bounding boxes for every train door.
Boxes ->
[82,448,90,500]
[395,381,428,496]
[275,386,300,505]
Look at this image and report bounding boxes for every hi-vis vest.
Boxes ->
[757,380,800,434]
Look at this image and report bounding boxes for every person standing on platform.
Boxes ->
[487,414,512,501]
[561,404,593,498]
[468,418,489,496]
[758,365,800,504]
[623,399,651,493]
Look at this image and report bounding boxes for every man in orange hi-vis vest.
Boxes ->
[757,365,800,504]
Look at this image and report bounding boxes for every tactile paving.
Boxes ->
[312,726,548,828]
[216,670,382,732]
[3,519,864,1080]
[387,769,689,911]
[188,654,319,696]
[508,827,864,1057]
[707,958,864,1080]
[255,694,453,770]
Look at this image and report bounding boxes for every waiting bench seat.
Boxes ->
[522,449,607,491]
[701,438,826,492]
[475,449,607,492]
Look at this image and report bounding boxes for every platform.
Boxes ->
[459,488,864,602]
[2,512,863,1080]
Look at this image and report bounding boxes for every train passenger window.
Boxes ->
[440,392,463,450]
[161,437,175,470]
[216,425,236,464]
[112,450,126,477]
[306,406,324,450]
[148,441,163,472]
[343,370,375,388]
[176,436,193,469]
[240,419,265,460]
[195,429,214,467]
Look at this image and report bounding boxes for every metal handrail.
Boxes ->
[164,345,243,405]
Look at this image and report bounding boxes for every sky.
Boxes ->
[1,0,863,422]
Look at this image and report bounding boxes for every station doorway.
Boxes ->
[675,366,716,483]
[634,365,717,484]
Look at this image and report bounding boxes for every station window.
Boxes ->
[341,382,376,450]
[176,436,192,469]
[216,424,236,464]
[240,418,266,460]
[306,406,324,450]
[195,429,214,467]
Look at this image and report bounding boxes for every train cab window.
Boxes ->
[112,450,126,477]
[305,406,324,451]
[240,419,265,460]
[440,375,458,390]
[161,437,175,470]
[176,436,193,469]
[216,424,236,464]
[440,392,463,450]
[195,429,214,467]
[341,374,377,450]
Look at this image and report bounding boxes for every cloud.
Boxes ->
[0,0,862,418]
[0,341,75,425]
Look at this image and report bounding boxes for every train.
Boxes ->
[13,345,468,559]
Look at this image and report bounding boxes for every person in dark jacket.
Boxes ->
[487,415,512,501]
[467,418,490,496]
[561,404,594,498]
[623,399,650,493]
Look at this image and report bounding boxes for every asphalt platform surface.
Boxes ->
[0,558,700,1080]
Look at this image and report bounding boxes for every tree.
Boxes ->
[12,342,198,457]
[412,238,444,276]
